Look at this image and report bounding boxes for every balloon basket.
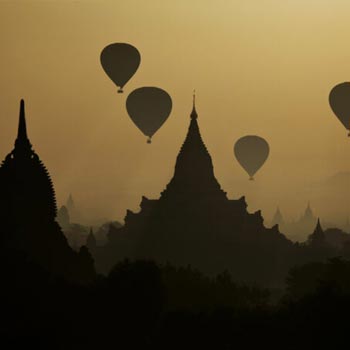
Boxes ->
[117,88,124,93]
[147,137,152,144]
[249,177,254,181]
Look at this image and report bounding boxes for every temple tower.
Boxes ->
[0,100,95,283]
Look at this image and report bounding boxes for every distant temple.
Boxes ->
[65,193,81,222]
[66,194,75,212]
[271,207,284,228]
[0,100,95,283]
[271,202,318,242]
[57,205,70,229]
[99,97,295,284]
[300,202,317,225]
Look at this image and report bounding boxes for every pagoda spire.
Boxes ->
[14,99,32,153]
[18,99,28,140]
[308,217,325,244]
[315,217,321,230]
[190,90,198,120]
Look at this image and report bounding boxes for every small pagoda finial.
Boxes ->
[190,90,198,120]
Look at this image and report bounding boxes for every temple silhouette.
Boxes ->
[0,100,95,283]
[1,100,349,348]
[98,97,296,284]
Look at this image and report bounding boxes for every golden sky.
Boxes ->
[1,0,350,227]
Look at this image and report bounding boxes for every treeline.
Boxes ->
[1,253,350,349]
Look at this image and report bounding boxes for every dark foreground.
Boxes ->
[1,254,350,350]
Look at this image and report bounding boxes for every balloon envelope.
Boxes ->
[234,136,269,180]
[100,43,141,93]
[126,87,172,142]
[329,82,350,132]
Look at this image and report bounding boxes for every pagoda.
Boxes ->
[100,96,294,284]
[0,100,95,283]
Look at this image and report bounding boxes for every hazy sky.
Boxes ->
[1,0,350,225]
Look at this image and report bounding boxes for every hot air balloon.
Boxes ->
[126,87,172,143]
[329,82,350,136]
[100,43,141,93]
[234,135,270,180]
